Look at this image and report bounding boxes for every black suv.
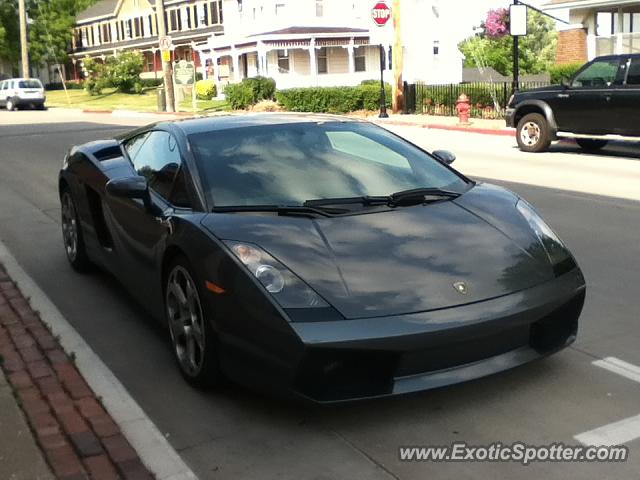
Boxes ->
[506,54,640,152]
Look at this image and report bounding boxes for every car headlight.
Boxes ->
[516,199,571,268]
[225,241,329,309]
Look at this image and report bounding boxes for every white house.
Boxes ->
[72,0,463,89]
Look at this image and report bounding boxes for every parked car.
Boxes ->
[59,114,585,402]
[0,77,46,111]
[506,54,640,152]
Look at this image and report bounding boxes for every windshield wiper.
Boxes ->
[303,196,389,208]
[303,188,461,209]
[388,187,460,206]
[211,205,347,218]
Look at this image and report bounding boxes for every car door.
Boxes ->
[613,56,640,136]
[0,81,7,106]
[557,57,624,134]
[105,130,186,307]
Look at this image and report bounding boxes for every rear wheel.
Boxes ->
[60,188,92,272]
[516,113,551,153]
[576,139,608,151]
[165,257,222,388]
[5,98,16,111]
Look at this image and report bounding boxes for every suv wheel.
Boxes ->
[6,98,16,111]
[516,113,551,153]
[576,139,608,152]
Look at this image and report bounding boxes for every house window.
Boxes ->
[145,51,155,72]
[181,7,190,30]
[124,20,132,39]
[209,1,220,24]
[275,3,285,15]
[101,24,111,43]
[316,0,323,17]
[277,50,290,73]
[81,28,88,47]
[317,47,328,74]
[169,10,180,31]
[354,48,365,72]
[198,3,208,26]
[134,18,141,38]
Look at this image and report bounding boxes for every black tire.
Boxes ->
[60,188,93,272]
[516,113,551,153]
[5,98,17,111]
[164,255,222,389]
[576,139,608,151]
[35,103,47,111]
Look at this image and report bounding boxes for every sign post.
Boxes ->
[370,1,392,118]
[510,1,527,93]
[173,60,196,113]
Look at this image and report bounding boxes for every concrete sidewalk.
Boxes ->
[361,113,515,136]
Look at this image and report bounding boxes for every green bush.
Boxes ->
[275,84,391,113]
[139,78,163,88]
[105,51,145,93]
[45,81,84,91]
[195,79,217,100]
[549,62,584,84]
[224,76,276,109]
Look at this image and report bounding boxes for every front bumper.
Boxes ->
[505,107,516,128]
[289,268,585,402]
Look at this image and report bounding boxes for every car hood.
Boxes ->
[201,184,555,319]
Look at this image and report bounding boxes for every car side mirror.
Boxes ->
[106,176,153,211]
[432,150,456,165]
[106,176,149,199]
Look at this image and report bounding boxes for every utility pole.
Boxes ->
[18,0,29,78]
[156,0,175,112]
[391,0,403,113]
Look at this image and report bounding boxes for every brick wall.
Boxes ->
[556,28,588,64]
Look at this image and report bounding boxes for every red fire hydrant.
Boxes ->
[456,93,471,125]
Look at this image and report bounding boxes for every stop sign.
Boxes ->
[371,1,391,27]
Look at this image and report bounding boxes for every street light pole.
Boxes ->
[156,0,175,112]
[18,0,29,78]
[378,44,388,118]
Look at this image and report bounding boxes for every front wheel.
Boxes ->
[516,113,551,153]
[576,139,608,151]
[165,257,222,389]
[6,98,16,111]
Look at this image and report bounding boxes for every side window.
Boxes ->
[572,59,622,88]
[626,59,640,85]
[125,131,183,200]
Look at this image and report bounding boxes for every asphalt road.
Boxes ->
[0,110,639,480]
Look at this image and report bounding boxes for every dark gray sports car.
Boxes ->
[59,114,585,402]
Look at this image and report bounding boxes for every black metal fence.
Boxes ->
[403,81,550,118]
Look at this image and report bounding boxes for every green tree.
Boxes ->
[28,0,96,65]
[459,9,557,76]
[0,0,20,68]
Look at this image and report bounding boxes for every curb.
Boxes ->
[0,240,198,480]
[81,109,194,118]
[375,119,516,137]
[0,265,153,480]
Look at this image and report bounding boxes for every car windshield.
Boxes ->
[18,80,42,89]
[188,121,468,208]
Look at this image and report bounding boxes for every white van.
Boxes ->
[0,78,46,111]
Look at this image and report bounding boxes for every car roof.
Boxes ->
[157,112,366,136]
[1,78,43,84]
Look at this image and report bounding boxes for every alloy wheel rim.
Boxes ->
[166,266,206,377]
[7,100,13,110]
[520,121,541,146]
[61,193,78,261]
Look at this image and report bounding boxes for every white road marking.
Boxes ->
[574,357,640,446]
[575,414,640,446]
[593,357,640,384]
[0,240,198,480]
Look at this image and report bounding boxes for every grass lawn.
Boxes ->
[46,87,229,113]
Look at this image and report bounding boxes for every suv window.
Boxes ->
[572,59,622,88]
[124,131,183,201]
[18,80,42,89]
[626,58,640,85]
